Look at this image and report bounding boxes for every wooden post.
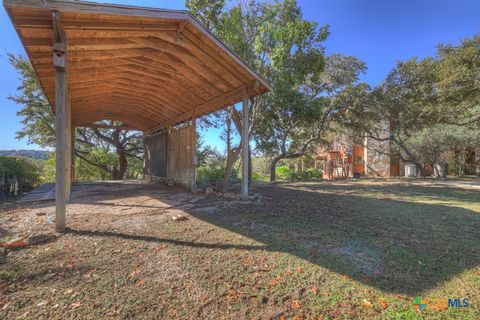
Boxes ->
[65,98,72,200]
[53,10,68,232]
[241,87,249,201]
[71,126,75,185]
[190,108,196,192]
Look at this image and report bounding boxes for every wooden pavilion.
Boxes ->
[4,0,270,232]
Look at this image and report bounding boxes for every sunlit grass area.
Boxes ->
[1,180,479,319]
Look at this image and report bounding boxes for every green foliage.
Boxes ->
[188,0,357,182]
[39,150,145,182]
[124,156,144,180]
[196,165,225,184]
[305,168,322,179]
[185,0,225,30]
[8,54,55,148]
[435,35,480,125]
[75,148,117,181]
[404,125,456,177]
[40,153,55,183]
[275,164,321,181]
[251,171,268,182]
[253,0,332,160]
[344,34,480,175]
[275,165,290,180]
[0,156,42,194]
[197,165,239,184]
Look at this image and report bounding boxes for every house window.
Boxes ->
[354,156,363,165]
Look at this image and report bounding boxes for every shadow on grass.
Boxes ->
[65,228,267,251]
[303,181,480,205]
[185,182,480,295]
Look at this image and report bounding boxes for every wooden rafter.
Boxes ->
[78,123,139,131]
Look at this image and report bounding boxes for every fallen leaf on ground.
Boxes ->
[1,283,9,295]
[362,299,373,308]
[269,279,279,286]
[379,298,389,309]
[128,268,141,279]
[291,300,302,309]
[2,240,27,249]
[66,258,74,269]
[154,244,168,251]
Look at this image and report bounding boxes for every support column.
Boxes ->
[53,10,68,232]
[71,126,75,184]
[190,109,196,192]
[241,88,249,201]
[65,100,72,200]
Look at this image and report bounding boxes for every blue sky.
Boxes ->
[1,0,479,151]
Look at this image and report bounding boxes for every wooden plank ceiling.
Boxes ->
[4,0,270,133]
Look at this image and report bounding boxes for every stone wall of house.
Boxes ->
[364,121,391,177]
[365,139,391,177]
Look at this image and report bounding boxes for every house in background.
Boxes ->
[316,133,479,179]
[316,133,402,180]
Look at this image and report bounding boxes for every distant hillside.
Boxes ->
[0,150,50,160]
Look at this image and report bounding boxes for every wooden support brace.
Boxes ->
[53,10,68,232]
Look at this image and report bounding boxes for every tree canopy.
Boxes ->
[344,34,480,176]
[188,0,370,181]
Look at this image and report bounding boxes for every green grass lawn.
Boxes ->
[1,180,479,319]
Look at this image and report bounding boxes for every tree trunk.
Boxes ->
[475,148,480,178]
[112,130,127,180]
[220,148,241,192]
[219,109,242,193]
[248,145,252,185]
[111,148,127,180]
[269,156,283,182]
[458,148,466,177]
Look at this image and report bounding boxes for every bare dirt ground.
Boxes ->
[1,179,479,319]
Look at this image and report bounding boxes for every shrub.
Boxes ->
[306,168,322,178]
[197,166,223,184]
[275,165,290,180]
[280,167,322,181]
[0,156,42,195]
[252,171,268,182]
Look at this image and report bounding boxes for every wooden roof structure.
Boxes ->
[4,0,271,133]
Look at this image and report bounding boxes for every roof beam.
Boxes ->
[148,85,246,134]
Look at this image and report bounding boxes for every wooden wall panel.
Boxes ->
[144,132,167,178]
[166,125,193,189]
